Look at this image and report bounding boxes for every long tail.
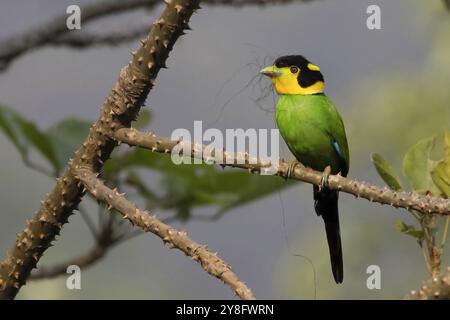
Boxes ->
[313,185,343,284]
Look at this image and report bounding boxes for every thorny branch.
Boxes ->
[0,0,201,300]
[405,267,450,300]
[29,234,117,280]
[75,168,256,300]
[114,128,450,216]
[0,0,449,301]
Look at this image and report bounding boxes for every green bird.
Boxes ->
[261,55,349,283]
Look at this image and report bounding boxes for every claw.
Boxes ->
[320,165,332,191]
[286,160,301,180]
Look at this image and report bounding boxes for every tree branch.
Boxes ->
[113,127,450,216]
[50,28,148,49]
[29,246,110,280]
[75,168,256,300]
[0,0,313,71]
[0,0,200,299]
[404,268,450,300]
[29,242,111,281]
[29,210,124,280]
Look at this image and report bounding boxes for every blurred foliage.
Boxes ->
[371,153,403,191]
[277,1,450,298]
[0,105,60,174]
[402,136,442,196]
[345,3,450,172]
[372,131,448,271]
[0,105,293,223]
[372,133,447,198]
[394,220,424,240]
[431,131,450,198]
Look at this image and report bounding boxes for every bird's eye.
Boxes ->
[290,66,298,74]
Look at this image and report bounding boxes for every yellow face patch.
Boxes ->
[262,65,324,95]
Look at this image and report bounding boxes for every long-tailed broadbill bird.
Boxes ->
[261,55,349,283]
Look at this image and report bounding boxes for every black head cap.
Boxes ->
[274,55,324,89]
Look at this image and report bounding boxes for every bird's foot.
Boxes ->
[285,160,302,180]
[319,165,332,191]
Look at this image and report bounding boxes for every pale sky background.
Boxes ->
[0,0,447,299]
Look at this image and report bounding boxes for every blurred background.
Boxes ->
[0,0,449,299]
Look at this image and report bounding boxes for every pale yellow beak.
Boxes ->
[260,65,282,78]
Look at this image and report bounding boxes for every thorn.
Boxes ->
[174,4,183,13]
[153,18,165,28]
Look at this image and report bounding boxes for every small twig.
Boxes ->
[408,208,422,222]
[75,168,256,300]
[29,242,111,280]
[441,216,450,248]
[113,128,450,216]
[421,245,433,275]
[30,209,128,281]
[77,204,99,241]
[22,156,55,178]
[422,219,440,276]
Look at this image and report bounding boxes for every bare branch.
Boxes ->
[30,216,122,281]
[0,0,314,71]
[0,0,157,71]
[0,0,200,299]
[75,168,256,300]
[77,204,99,241]
[113,128,450,216]
[51,28,148,49]
[405,268,450,300]
[30,244,109,280]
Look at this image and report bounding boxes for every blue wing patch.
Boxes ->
[332,140,348,177]
[332,140,344,160]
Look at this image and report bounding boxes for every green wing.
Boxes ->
[322,96,349,176]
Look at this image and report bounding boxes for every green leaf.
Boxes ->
[45,118,91,171]
[402,136,441,195]
[394,219,424,239]
[431,130,450,198]
[0,105,59,172]
[370,153,403,191]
